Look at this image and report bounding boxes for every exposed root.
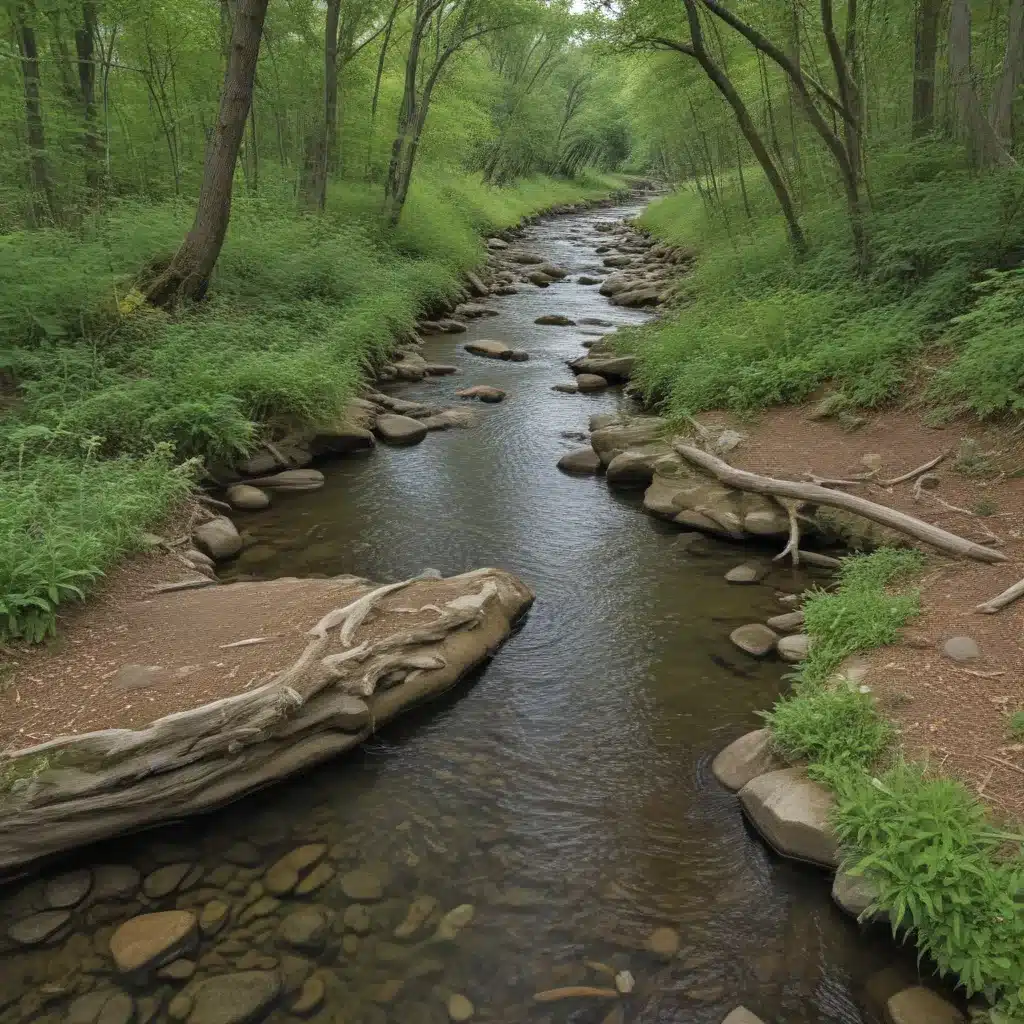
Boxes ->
[975,577,1024,614]
[773,500,804,567]
[879,451,949,487]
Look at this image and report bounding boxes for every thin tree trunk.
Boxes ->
[14,1,55,224]
[367,0,402,180]
[912,0,941,137]
[146,0,269,306]
[77,1,102,191]
[736,135,752,219]
[990,0,1024,146]
[312,0,341,211]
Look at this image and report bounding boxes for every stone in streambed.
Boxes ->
[291,975,325,1016]
[424,363,459,376]
[109,911,198,973]
[577,276,601,285]
[456,385,505,403]
[225,484,270,511]
[777,634,811,663]
[375,414,427,446]
[264,843,327,896]
[448,994,474,1021]
[722,1009,768,1024]
[343,904,372,934]
[394,895,438,939]
[725,563,767,584]
[885,987,964,1024]
[193,517,241,561]
[575,373,608,392]
[341,868,382,902]
[730,624,778,657]
[570,354,636,382]
[186,971,280,1024]
[434,903,474,940]
[527,272,554,287]
[239,469,324,493]
[278,906,332,952]
[143,863,194,899]
[552,382,579,394]
[7,910,70,946]
[645,926,680,959]
[831,869,882,921]
[199,901,229,936]
[767,611,805,631]
[464,339,511,359]
[558,449,601,475]
[711,729,785,792]
[535,315,576,326]
[45,869,92,909]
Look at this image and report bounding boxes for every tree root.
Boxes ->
[879,451,948,487]
[673,443,1007,563]
[975,577,1024,614]
[773,499,803,566]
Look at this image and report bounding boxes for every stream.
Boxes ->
[0,200,918,1024]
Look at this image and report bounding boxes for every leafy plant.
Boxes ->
[1007,710,1024,742]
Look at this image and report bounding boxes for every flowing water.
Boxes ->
[0,200,920,1024]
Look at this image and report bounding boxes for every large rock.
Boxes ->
[738,768,839,868]
[885,987,964,1024]
[590,419,667,467]
[226,485,270,511]
[558,449,601,475]
[193,517,241,561]
[575,373,609,393]
[711,730,785,792]
[777,634,811,663]
[110,911,198,973]
[570,355,636,382]
[832,869,883,922]
[730,624,778,657]
[375,415,428,446]
[605,444,675,491]
[456,385,505,403]
[187,972,281,1024]
[465,340,512,360]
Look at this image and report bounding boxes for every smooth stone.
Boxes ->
[885,987,964,1024]
[222,842,261,867]
[577,276,601,285]
[552,382,579,394]
[225,484,270,511]
[832,869,882,921]
[264,844,327,896]
[295,862,334,895]
[448,994,474,1021]
[340,868,382,902]
[110,911,198,973]
[167,995,192,1022]
[96,993,134,1024]
[645,926,680,959]
[92,865,142,903]
[777,634,811,663]
[341,934,359,956]
[508,349,530,361]
[722,1008,768,1024]
[435,903,474,940]
[279,906,332,951]
[8,910,70,946]
[408,957,445,979]
[942,636,981,663]
[394,895,438,939]
[372,980,404,1004]
[236,896,279,926]
[143,863,193,899]
[614,970,635,994]
[278,955,312,994]
[456,385,506,403]
[725,563,767,584]
[711,729,785,792]
[291,976,325,1016]
[730,624,779,658]
[235,952,277,971]
[558,448,601,475]
[342,904,372,935]
[464,340,511,359]
[535,315,575,326]
[575,373,609,392]
[45,869,92,909]
[424,363,459,376]
[192,517,241,561]
[186,971,281,1024]
[199,901,229,936]
[767,610,805,631]
[157,959,196,981]
[67,992,116,1024]
[375,414,428,446]
[739,767,839,868]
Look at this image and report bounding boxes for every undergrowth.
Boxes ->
[0,169,621,642]
[623,141,1024,421]
[761,550,1024,1020]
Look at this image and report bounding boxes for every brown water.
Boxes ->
[0,202,916,1024]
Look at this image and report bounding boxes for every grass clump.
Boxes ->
[1007,711,1024,742]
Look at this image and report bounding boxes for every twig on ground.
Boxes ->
[979,753,1024,778]
[975,577,1024,614]
[958,668,1006,679]
[220,637,279,649]
[912,484,1005,546]
[879,451,948,487]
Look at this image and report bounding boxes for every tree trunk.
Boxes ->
[77,1,102,191]
[146,0,269,306]
[14,2,55,224]
[367,0,402,181]
[990,0,1024,147]
[311,0,341,212]
[912,0,941,137]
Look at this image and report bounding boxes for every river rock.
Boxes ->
[93,865,141,903]
[225,485,270,511]
[486,237,508,250]
[725,563,767,584]
[777,634,811,663]
[570,355,636,382]
[341,868,382,902]
[575,373,609,392]
[199,901,229,936]
[510,251,544,264]
[456,303,498,319]
[730,624,779,657]
[7,909,70,946]
[425,363,459,376]
[110,911,198,973]
[264,843,327,896]
[343,904,372,934]
[291,975,325,1016]
[711,730,785,792]
[157,958,196,981]
[605,444,674,491]
[465,272,489,297]
[45,869,92,909]
[722,1009,767,1024]
[603,255,632,268]
[527,271,554,287]
[591,418,666,467]
[295,862,334,895]
[309,424,376,457]
[448,994,474,1021]
[187,971,280,1024]
[744,508,791,537]
[456,385,505,403]
[240,469,324,493]
[832,869,882,921]
[553,382,579,394]
[508,349,530,361]
[376,414,428,446]
[645,926,680,959]
[885,987,964,1024]
[435,903,474,940]
[536,315,575,326]
[766,611,805,632]
[738,767,839,868]
[279,906,332,951]
[394,895,438,939]
[143,863,193,899]
[193,517,241,561]
[613,286,662,308]
[465,340,511,359]
[558,448,601,475]
[942,636,980,663]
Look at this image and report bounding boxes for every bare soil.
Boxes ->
[698,404,1024,821]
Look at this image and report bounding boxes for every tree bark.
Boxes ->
[990,0,1024,147]
[310,0,342,212]
[77,1,102,191]
[146,0,269,306]
[912,0,941,137]
[13,2,55,224]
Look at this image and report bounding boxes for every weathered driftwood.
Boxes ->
[975,576,1024,614]
[0,568,533,875]
[673,445,1007,564]
[879,451,948,487]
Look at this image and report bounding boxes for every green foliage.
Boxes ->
[1007,711,1024,741]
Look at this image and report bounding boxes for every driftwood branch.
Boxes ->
[975,577,1024,614]
[773,499,803,566]
[673,444,1007,563]
[879,451,948,487]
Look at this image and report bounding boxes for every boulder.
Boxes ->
[509,251,544,264]
[885,988,964,1024]
[738,768,839,868]
[507,350,530,362]
[465,340,512,360]
[536,263,568,279]
[486,237,508,250]
[420,409,475,431]
[603,255,633,268]
[612,286,662,308]
[599,273,632,296]
[375,415,428,446]
[777,634,811,663]
[575,374,609,393]
[605,444,674,491]
[309,424,375,457]
[577,276,601,285]
[192,517,241,561]
[730,624,779,657]
[225,485,270,511]
[832,869,882,922]
[570,355,636,382]
[110,912,198,973]
[187,972,281,1024]
[711,730,785,792]
[456,386,506,403]
[239,470,325,493]
[591,419,666,467]
[465,272,488,297]
[455,303,498,319]
[558,449,601,475]
[535,315,575,326]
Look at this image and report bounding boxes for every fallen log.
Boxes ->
[975,577,1024,614]
[672,445,1007,564]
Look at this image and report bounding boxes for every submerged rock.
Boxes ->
[225,485,270,511]
[7,909,70,946]
[730,624,778,657]
[109,911,198,973]
[45,868,92,909]
[186,971,280,1024]
[535,314,575,326]
[645,926,680,959]
[375,414,428,446]
[575,373,609,392]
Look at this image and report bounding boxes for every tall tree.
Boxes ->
[146,0,270,306]
[912,0,942,137]
[990,0,1024,148]
[77,1,103,191]
[13,0,55,223]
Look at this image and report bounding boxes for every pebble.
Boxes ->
[264,843,327,895]
[167,994,192,1022]
[156,958,196,981]
[292,975,326,1016]
[343,904,372,934]
[394,894,438,939]
[614,970,635,994]
[730,624,779,658]
[199,900,229,936]
[279,906,332,951]
[109,911,197,973]
[448,994,475,1021]
[725,563,767,584]
[7,910,70,946]
[645,926,680,959]
[372,979,404,1004]
[142,863,193,900]
[45,869,92,909]
[295,862,334,895]
[340,867,383,901]
[341,934,360,956]
[237,896,280,925]
[943,636,981,663]
[435,903,475,940]
[236,951,278,971]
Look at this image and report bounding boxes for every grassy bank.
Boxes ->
[0,170,623,642]
[624,142,1024,421]
[761,551,1024,1020]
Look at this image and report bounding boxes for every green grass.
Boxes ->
[621,141,1024,422]
[759,550,1024,1019]
[1008,711,1024,742]
[0,169,622,642]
